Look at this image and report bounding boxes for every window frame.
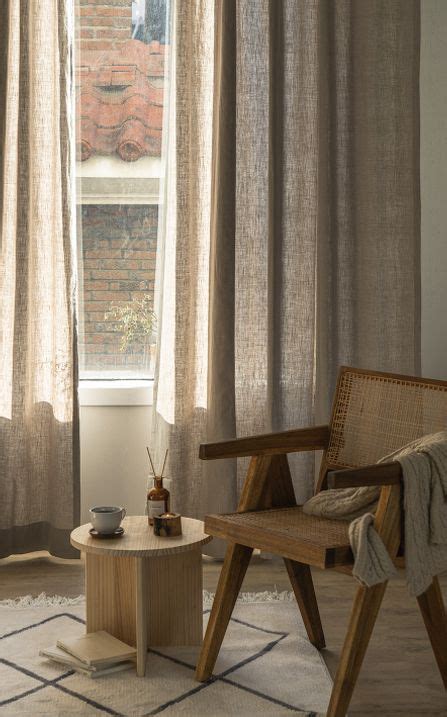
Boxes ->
[78,378,154,406]
[75,0,170,390]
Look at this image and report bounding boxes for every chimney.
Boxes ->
[76,0,132,53]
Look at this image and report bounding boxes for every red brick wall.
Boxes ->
[76,0,132,52]
[79,205,157,373]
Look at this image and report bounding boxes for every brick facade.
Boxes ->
[76,0,132,52]
[79,205,158,372]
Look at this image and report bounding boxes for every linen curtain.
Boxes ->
[0,0,79,558]
[151,0,420,534]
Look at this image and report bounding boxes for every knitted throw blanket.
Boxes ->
[303,431,447,596]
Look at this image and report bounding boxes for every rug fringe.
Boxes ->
[1,590,294,608]
[0,593,85,608]
[203,589,294,605]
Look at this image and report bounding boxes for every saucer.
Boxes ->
[89,526,125,539]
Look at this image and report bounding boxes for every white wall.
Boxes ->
[80,4,447,518]
[80,406,152,523]
[421,0,447,379]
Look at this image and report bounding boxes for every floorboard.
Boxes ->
[1,552,446,715]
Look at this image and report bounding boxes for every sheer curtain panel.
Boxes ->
[0,0,79,558]
[151,0,421,541]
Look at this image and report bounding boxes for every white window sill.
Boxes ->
[78,380,154,407]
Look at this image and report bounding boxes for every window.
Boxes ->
[75,0,170,379]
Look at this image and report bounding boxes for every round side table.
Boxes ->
[71,516,212,676]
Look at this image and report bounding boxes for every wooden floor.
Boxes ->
[0,552,446,716]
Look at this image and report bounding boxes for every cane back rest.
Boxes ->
[318,366,447,489]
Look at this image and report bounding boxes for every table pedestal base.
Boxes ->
[85,549,203,676]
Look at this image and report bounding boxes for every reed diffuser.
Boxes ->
[146,447,170,526]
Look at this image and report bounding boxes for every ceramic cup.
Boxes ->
[89,506,126,534]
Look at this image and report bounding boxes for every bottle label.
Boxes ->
[147,500,165,518]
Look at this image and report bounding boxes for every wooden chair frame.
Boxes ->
[195,367,447,717]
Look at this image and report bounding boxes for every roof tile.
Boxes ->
[77,39,166,162]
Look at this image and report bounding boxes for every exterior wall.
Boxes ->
[80,204,157,372]
[77,0,132,52]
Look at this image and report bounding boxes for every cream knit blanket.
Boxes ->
[303,431,447,596]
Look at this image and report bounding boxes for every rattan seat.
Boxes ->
[205,506,352,569]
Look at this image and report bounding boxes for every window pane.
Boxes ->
[75,0,170,378]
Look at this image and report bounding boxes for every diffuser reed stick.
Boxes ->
[146,446,157,477]
[160,449,168,479]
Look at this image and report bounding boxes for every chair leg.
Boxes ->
[327,581,387,717]
[284,559,325,649]
[195,542,253,682]
[417,576,447,688]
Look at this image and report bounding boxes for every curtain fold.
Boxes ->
[151,0,420,530]
[0,0,79,558]
[315,0,421,419]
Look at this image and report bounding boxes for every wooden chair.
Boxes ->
[195,366,447,716]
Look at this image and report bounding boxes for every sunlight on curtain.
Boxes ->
[0,0,75,424]
[154,0,215,424]
[0,0,79,558]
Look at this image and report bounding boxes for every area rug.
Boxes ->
[0,594,332,716]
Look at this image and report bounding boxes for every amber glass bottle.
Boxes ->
[147,476,170,526]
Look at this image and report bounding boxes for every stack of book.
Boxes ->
[40,630,137,678]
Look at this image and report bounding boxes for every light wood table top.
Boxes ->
[71,515,212,558]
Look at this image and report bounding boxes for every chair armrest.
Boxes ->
[199,425,330,460]
[327,462,402,489]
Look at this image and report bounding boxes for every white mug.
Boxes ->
[90,506,126,534]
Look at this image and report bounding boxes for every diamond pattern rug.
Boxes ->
[0,599,332,716]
